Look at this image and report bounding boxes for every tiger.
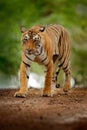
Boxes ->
[14,24,71,97]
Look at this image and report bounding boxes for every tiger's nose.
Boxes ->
[25,49,32,54]
[28,49,32,53]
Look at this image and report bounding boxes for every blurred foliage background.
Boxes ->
[0,0,87,86]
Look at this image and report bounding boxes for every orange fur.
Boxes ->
[14,24,71,97]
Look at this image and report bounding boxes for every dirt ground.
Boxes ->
[0,87,87,130]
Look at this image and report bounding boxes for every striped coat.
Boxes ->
[14,24,71,97]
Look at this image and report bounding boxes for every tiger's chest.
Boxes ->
[35,51,49,66]
[24,48,49,66]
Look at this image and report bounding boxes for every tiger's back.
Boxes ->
[41,24,71,90]
[43,24,70,62]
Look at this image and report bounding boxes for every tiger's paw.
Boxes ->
[63,83,70,93]
[14,91,27,98]
[42,89,53,97]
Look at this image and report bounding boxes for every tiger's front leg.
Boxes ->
[43,60,53,97]
[14,62,29,98]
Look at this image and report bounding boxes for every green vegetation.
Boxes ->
[0,0,87,84]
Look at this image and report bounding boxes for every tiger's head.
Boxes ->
[20,25,45,56]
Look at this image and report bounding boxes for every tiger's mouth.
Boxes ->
[24,49,34,55]
[24,44,43,56]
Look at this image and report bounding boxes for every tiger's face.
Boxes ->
[20,26,45,56]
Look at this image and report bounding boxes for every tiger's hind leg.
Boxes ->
[52,55,61,89]
[62,63,71,92]
[52,67,60,89]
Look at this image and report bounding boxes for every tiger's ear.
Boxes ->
[39,26,45,32]
[20,26,26,33]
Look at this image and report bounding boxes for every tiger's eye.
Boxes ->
[33,34,39,41]
[25,34,30,40]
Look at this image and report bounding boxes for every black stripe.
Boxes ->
[52,76,57,82]
[56,70,60,75]
[25,54,33,61]
[35,46,43,56]
[53,54,58,62]
[23,61,30,67]
[59,36,61,46]
[36,46,43,56]
[58,58,66,67]
[41,56,47,63]
[63,64,68,71]
[50,25,59,34]
[58,54,63,61]
[58,42,64,61]
[64,69,68,73]
[63,67,69,73]
[65,70,71,76]
[58,33,65,61]
[50,26,60,42]
[26,75,29,79]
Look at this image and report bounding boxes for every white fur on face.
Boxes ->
[25,34,30,40]
[33,34,39,41]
